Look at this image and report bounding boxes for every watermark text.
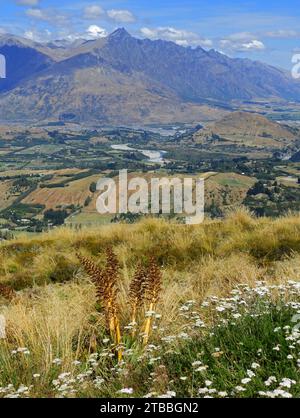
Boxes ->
[96,170,205,225]
[292,54,300,79]
[0,54,6,79]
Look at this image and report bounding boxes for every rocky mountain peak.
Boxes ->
[108,28,131,41]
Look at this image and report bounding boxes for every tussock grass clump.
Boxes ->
[0,212,300,290]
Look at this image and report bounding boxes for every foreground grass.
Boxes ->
[0,210,300,397]
[1,281,300,398]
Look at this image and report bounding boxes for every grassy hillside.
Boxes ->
[1,210,300,398]
[193,111,299,151]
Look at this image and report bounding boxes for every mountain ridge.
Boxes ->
[0,29,299,125]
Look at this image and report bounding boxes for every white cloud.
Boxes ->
[24,30,36,40]
[86,25,108,39]
[264,30,299,39]
[83,5,105,20]
[241,40,265,50]
[16,0,40,5]
[20,23,107,43]
[107,9,136,23]
[140,27,212,48]
[26,8,46,20]
[220,32,265,52]
[225,32,256,41]
[26,8,69,27]
[23,28,52,42]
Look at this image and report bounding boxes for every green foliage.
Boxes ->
[2,203,44,222]
[89,182,97,193]
[161,304,299,397]
[244,180,300,217]
[44,209,68,225]
[84,196,92,207]
[48,255,78,284]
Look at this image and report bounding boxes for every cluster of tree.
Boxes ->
[89,182,97,193]
[244,180,300,217]
[44,209,68,225]
[246,181,280,197]
[84,196,92,207]
[12,177,32,188]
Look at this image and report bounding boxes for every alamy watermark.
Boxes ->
[96,170,205,225]
[292,54,300,79]
[0,54,6,79]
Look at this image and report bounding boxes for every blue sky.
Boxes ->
[2,0,300,68]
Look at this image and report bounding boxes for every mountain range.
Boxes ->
[0,28,300,125]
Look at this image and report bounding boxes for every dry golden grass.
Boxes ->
[0,282,97,380]
[0,208,299,288]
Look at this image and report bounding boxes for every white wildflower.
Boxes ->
[251,362,260,369]
[279,378,296,389]
[264,376,277,387]
[235,386,246,392]
[118,388,134,394]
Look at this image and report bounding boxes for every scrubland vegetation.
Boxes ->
[1,209,300,398]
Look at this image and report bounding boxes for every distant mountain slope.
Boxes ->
[193,111,299,149]
[0,64,220,124]
[0,29,299,124]
[0,35,53,92]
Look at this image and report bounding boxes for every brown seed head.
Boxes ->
[129,263,148,308]
[144,257,162,305]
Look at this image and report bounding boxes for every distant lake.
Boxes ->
[111,144,167,164]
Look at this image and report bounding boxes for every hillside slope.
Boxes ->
[0,29,300,124]
[0,35,53,92]
[193,111,299,149]
[0,64,216,124]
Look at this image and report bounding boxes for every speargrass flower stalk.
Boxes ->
[129,263,148,337]
[143,257,162,345]
[78,251,162,356]
[77,248,123,361]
